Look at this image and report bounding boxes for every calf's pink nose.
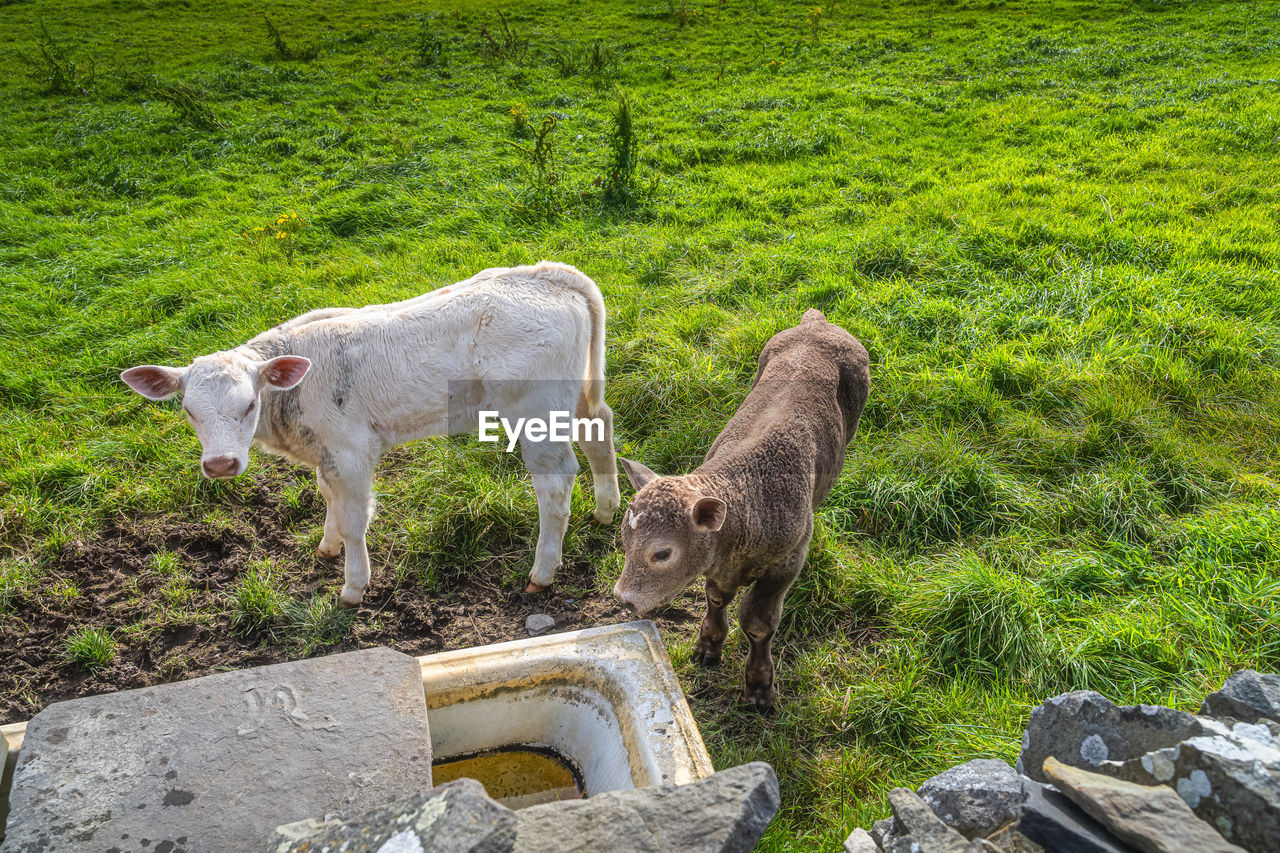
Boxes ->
[202,455,241,478]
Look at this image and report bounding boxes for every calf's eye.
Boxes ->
[244,401,257,417]
[652,548,672,562]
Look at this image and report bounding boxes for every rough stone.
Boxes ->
[918,758,1025,839]
[1018,778,1138,853]
[513,762,779,853]
[1042,756,1246,853]
[843,826,878,853]
[986,822,1046,853]
[525,613,556,636]
[968,840,1005,852]
[887,787,970,853]
[269,778,516,853]
[870,816,899,848]
[1099,730,1280,853]
[1018,691,1213,783]
[1201,670,1280,725]
[4,647,433,852]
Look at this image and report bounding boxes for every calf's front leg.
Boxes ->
[693,578,735,667]
[322,462,376,607]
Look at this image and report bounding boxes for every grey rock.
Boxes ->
[968,840,1005,853]
[1018,691,1211,783]
[887,787,970,853]
[870,816,898,848]
[514,762,779,853]
[526,613,556,636]
[269,777,516,853]
[4,647,433,853]
[1201,670,1280,725]
[844,826,879,853]
[1042,756,1246,853]
[1018,778,1138,853]
[918,758,1025,839]
[1099,730,1280,853]
[986,822,1045,853]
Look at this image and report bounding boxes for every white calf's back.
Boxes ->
[244,262,606,458]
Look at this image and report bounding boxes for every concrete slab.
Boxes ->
[3,647,432,852]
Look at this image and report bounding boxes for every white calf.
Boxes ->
[121,262,621,605]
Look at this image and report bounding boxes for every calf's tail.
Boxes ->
[535,261,607,415]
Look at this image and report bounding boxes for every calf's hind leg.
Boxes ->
[575,397,621,524]
[314,470,342,559]
[521,439,578,593]
[738,549,805,713]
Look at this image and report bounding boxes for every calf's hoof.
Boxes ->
[339,586,365,608]
[593,487,620,523]
[691,643,722,668]
[525,581,550,594]
[315,543,341,560]
[744,682,776,715]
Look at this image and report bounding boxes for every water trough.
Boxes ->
[0,620,712,843]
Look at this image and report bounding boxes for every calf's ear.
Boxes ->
[121,365,184,400]
[259,355,311,390]
[620,457,660,492]
[690,496,727,532]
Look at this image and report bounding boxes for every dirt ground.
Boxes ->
[1,476,701,725]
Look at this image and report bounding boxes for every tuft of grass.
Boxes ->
[149,550,181,577]
[63,627,116,672]
[229,560,287,634]
[280,593,356,655]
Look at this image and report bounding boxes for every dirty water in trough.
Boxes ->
[1,468,701,725]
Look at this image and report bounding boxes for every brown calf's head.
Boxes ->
[121,352,311,479]
[613,457,727,617]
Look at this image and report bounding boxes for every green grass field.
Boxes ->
[2,0,1279,847]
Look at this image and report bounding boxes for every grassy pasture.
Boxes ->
[2,0,1279,847]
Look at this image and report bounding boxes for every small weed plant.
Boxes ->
[509,114,561,219]
[264,13,319,62]
[509,101,531,137]
[668,0,697,27]
[808,7,823,39]
[133,76,224,130]
[550,40,617,79]
[243,211,304,261]
[19,22,94,94]
[479,11,527,63]
[602,90,643,208]
[415,16,447,70]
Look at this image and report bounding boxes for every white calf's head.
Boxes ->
[121,352,311,479]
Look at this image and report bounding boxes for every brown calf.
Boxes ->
[614,308,869,712]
